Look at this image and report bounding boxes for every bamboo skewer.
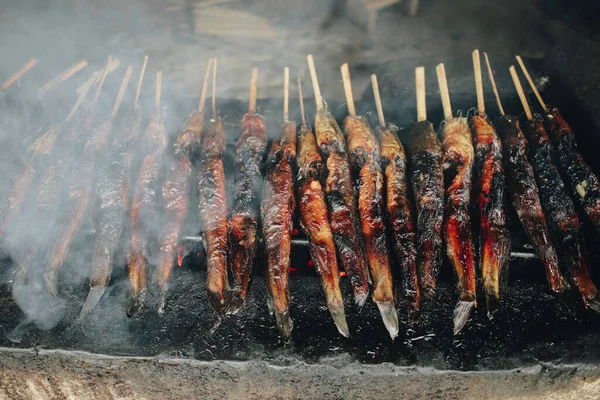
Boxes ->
[212,58,218,116]
[198,58,213,113]
[436,63,453,121]
[515,55,547,111]
[134,55,149,107]
[91,56,112,110]
[298,78,306,127]
[307,55,324,111]
[415,66,427,122]
[111,66,133,118]
[371,74,385,127]
[76,58,120,96]
[249,67,258,113]
[509,66,533,121]
[484,53,505,116]
[340,63,356,117]
[472,50,485,114]
[155,71,162,110]
[283,67,289,122]
[38,59,88,97]
[65,72,97,123]
[1,58,38,91]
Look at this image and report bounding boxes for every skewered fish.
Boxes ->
[261,121,296,338]
[314,109,371,307]
[297,123,349,337]
[229,111,267,306]
[199,116,230,315]
[344,114,397,339]
[526,116,599,310]
[155,111,203,313]
[470,114,510,316]
[496,116,568,295]
[377,125,420,322]
[407,121,444,298]
[440,116,476,334]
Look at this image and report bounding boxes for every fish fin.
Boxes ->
[485,291,501,320]
[453,300,475,335]
[126,289,147,318]
[584,294,600,314]
[328,301,350,338]
[44,271,59,297]
[354,289,368,309]
[79,286,106,319]
[275,310,293,341]
[157,291,167,316]
[376,301,399,340]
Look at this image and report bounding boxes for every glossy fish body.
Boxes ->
[229,112,267,305]
[377,125,420,322]
[344,115,397,339]
[496,116,568,295]
[470,114,510,316]
[155,112,204,313]
[440,117,476,334]
[407,121,444,298]
[261,121,296,338]
[314,109,370,307]
[296,125,349,337]
[526,117,599,310]
[198,116,230,315]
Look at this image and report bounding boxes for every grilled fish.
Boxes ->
[155,111,204,314]
[440,117,476,334]
[526,116,599,310]
[314,108,370,307]
[297,124,349,337]
[496,116,568,295]
[407,121,444,298]
[198,116,230,315]
[344,115,397,339]
[470,114,510,317]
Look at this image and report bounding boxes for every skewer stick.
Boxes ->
[509,66,533,121]
[155,71,162,110]
[472,50,485,114]
[65,72,96,123]
[483,52,505,116]
[249,67,258,113]
[298,78,306,127]
[134,55,148,107]
[371,74,385,127]
[38,59,88,97]
[307,55,324,110]
[1,58,38,91]
[283,67,289,122]
[91,56,112,110]
[198,58,213,113]
[415,66,426,122]
[212,58,218,116]
[76,58,120,96]
[340,63,356,117]
[436,63,453,120]
[111,66,133,118]
[515,55,547,111]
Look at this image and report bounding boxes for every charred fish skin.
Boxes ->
[80,106,143,317]
[296,125,349,337]
[314,109,370,307]
[155,112,204,314]
[261,121,296,339]
[229,112,267,306]
[440,117,477,334]
[198,116,230,315]
[377,125,420,322]
[127,108,169,316]
[344,115,397,339]
[496,116,568,295]
[407,121,444,299]
[525,117,599,310]
[545,108,600,233]
[470,114,510,317]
